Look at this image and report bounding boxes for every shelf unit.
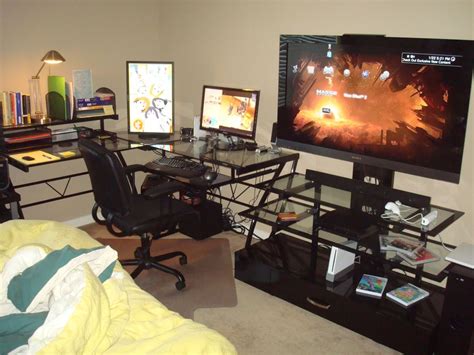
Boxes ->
[235,170,466,354]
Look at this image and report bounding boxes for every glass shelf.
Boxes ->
[263,173,463,237]
[241,196,456,282]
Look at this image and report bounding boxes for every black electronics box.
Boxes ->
[179,200,223,239]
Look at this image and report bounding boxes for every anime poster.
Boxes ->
[127,61,173,134]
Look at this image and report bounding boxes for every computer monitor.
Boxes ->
[277,35,474,185]
[200,85,259,149]
[126,61,174,137]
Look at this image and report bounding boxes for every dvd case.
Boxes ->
[386,283,429,307]
[355,274,388,298]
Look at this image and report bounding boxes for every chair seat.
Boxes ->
[112,196,196,236]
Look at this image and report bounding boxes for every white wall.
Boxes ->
[1,0,473,245]
[156,0,474,245]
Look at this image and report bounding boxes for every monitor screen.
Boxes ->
[200,85,260,140]
[127,61,174,135]
[277,35,474,183]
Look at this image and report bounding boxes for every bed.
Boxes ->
[0,220,237,355]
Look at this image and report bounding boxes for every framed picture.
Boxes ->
[126,61,174,136]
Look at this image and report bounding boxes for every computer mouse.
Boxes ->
[203,170,218,182]
[22,156,35,161]
[384,202,400,215]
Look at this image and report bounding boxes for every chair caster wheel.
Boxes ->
[179,256,187,265]
[175,280,186,291]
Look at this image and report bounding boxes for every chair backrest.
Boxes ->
[78,139,132,216]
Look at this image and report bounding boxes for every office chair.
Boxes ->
[79,139,196,290]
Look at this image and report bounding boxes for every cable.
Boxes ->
[437,234,454,252]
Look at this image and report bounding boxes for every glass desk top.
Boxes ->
[117,132,299,175]
[6,136,135,172]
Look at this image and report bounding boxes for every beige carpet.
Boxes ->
[97,237,237,319]
[82,224,399,354]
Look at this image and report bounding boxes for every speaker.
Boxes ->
[179,200,223,239]
[436,265,474,354]
[0,156,9,191]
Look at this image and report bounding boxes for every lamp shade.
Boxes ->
[41,50,66,64]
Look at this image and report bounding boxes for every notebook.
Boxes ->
[445,243,474,269]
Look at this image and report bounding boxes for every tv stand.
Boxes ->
[235,169,466,354]
[352,162,394,188]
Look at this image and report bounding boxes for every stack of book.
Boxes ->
[75,95,115,119]
[379,234,440,265]
[0,91,31,126]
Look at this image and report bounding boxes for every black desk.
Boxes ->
[2,136,138,214]
[117,132,300,210]
[2,131,299,220]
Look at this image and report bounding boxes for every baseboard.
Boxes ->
[64,215,94,228]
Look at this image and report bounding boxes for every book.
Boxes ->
[399,246,440,265]
[355,274,388,298]
[386,283,429,307]
[379,234,423,256]
[1,91,10,126]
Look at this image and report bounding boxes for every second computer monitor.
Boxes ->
[200,85,260,140]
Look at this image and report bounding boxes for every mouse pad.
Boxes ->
[9,150,60,165]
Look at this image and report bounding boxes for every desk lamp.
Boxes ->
[29,50,66,120]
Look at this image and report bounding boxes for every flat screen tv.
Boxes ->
[127,61,174,137]
[277,35,474,184]
[200,85,260,144]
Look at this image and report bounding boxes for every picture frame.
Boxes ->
[126,61,174,137]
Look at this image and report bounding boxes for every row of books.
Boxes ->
[75,94,115,119]
[379,234,440,265]
[356,274,429,307]
[0,91,31,127]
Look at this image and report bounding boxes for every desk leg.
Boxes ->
[245,162,286,249]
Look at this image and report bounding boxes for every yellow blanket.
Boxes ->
[0,220,237,355]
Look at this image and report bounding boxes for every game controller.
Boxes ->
[384,201,401,215]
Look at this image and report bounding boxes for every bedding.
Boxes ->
[0,220,237,355]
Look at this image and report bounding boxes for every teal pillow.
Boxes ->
[0,312,48,354]
[7,245,115,312]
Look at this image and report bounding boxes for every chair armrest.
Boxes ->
[142,181,186,199]
[124,164,149,174]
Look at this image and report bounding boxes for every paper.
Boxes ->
[58,151,76,158]
[9,150,60,165]
[72,69,93,100]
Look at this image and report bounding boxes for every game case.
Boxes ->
[355,274,388,298]
[379,235,423,256]
[386,283,430,307]
[399,246,440,265]
[277,211,299,222]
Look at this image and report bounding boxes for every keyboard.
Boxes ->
[145,156,207,178]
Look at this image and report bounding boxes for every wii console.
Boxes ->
[326,240,358,282]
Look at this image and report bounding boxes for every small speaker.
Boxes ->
[0,156,9,191]
[271,122,277,144]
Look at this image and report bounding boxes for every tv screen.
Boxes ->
[200,85,260,140]
[127,61,174,135]
[277,35,474,183]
